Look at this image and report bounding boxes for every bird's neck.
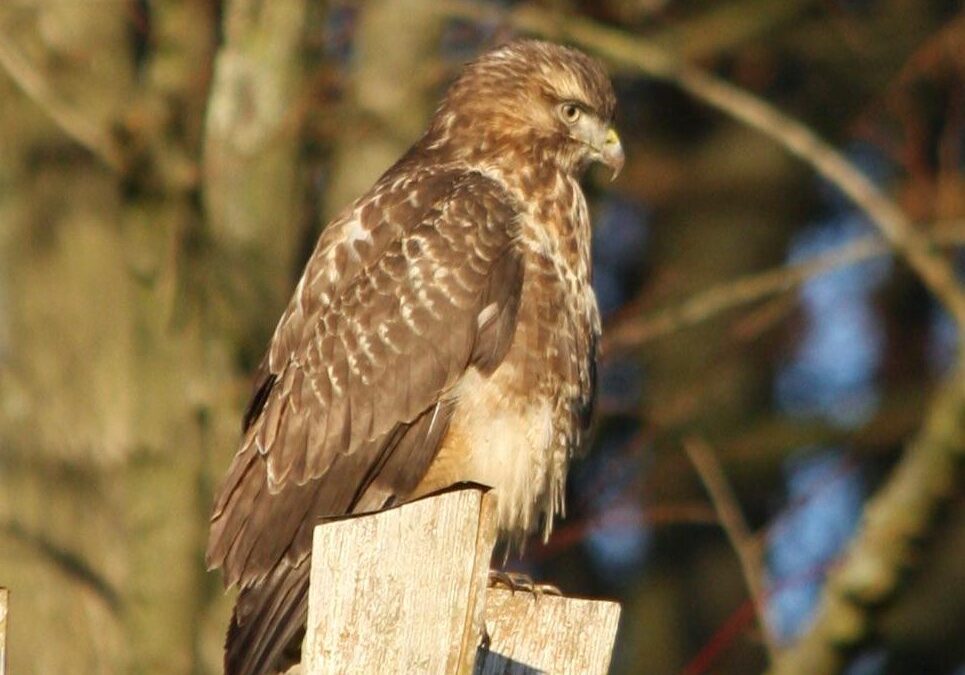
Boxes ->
[412,133,593,274]
[480,156,592,284]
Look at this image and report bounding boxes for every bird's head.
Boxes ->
[427,40,624,180]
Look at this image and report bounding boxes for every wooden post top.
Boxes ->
[300,487,621,675]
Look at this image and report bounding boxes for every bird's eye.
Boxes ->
[559,102,582,124]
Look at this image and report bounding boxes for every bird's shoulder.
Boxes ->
[265,165,520,371]
[320,163,519,267]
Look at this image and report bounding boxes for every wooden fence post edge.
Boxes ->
[300,486,621,674]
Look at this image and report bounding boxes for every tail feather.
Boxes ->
[219,405,455,674]
[226,562,310,675]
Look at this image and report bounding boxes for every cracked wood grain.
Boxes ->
[475,590,621,675]
[304,486,497,674]
[301,487,621,674]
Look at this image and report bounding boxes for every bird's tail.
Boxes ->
[225,561,310,675]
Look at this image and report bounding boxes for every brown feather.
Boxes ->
[208,39,614,675]
[207,171,524,675]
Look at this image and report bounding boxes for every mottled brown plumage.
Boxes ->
[207,39,622,675]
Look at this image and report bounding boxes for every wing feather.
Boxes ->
[207,169,524,675]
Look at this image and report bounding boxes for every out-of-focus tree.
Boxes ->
[0,1,961,674]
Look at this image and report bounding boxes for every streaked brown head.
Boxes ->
[425,40,623,179]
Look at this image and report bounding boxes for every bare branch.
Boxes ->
[1,518,120,613]
[605,221,965,353]
[769,367,965,674]
[660,68,965,332]
[684,436,778,663]
[608,235,883,353]
[0,36,123,170]
[646,0,814,62]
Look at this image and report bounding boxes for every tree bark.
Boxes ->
[322,0,443,221]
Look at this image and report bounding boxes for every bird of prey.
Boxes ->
[207,39,623,675]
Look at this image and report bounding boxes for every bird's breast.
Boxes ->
[413,260,595,541]
[413,365,560,538]
[411,185,598,542]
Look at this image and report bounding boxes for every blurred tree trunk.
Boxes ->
[0,4,137,673]
[322,0,443,220]
[0,2,311,673]
[198,0,316,663]
[204,0,314,353]
[117,2,219,673]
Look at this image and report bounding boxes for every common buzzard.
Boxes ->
[207,39,623,675]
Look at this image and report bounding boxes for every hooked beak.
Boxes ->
[600,127,625,181]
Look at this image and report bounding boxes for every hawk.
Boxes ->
[207,39,623,675]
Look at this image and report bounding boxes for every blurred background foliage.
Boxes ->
[0,0,962,674]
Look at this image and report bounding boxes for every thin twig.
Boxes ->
[0,35,123,170]
[684,436,778,663]
[605,221,965,353]
[439,0,965,333]
[1,518,120,613]
[608,235,883,353]
[535,501,720,562]
[665,68,965,330]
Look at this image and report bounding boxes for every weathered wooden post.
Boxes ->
[300,486,621,674]
[302,487,496,673]
[475,590,621,675]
